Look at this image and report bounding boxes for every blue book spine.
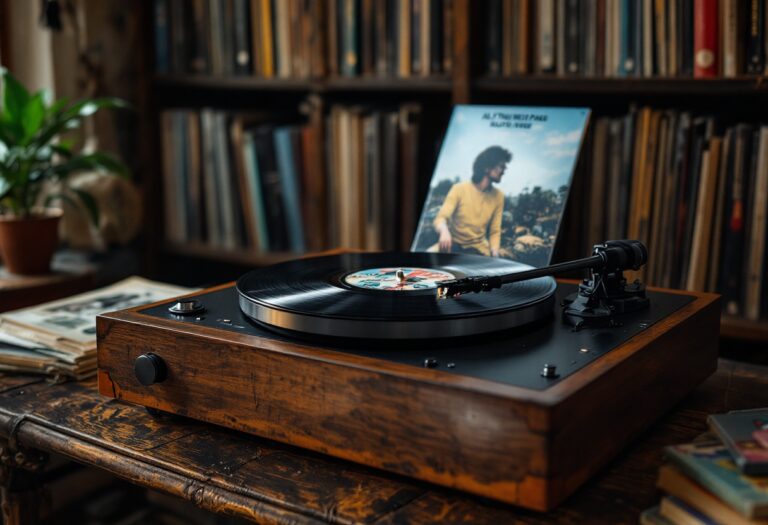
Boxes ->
[154,0,170,73]
[274,128,305,252]
[617,0,634,76]
[243,132,270,251]
[341,0,360,76]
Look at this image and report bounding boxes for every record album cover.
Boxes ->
[411,105,590,267]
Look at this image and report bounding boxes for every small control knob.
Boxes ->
[168,299,204,315]
[134,353,167,386]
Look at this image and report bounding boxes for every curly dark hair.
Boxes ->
[471,146,512,183]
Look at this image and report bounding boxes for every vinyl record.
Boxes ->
[236,252,556,339]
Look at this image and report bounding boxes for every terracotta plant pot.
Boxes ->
[0,209,62,275]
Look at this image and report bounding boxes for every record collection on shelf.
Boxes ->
[153,0,454,79]
[580,109,768,321]
[485,0,767,78]
[160,104,422,254]
[141,0,768,339]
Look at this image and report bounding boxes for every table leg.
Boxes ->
[0,439,49,525]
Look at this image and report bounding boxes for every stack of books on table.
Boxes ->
[0,277,192,381]
[643,409,768,525]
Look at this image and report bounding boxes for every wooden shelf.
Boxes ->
[721,316,768,342]
[154,74,453,94]
[475,75,768,95]
[324,75,452,92]
[155,74,316,91]
[164,243,298,267]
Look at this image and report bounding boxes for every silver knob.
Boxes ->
[541,364,559,379]
[168,299,204,315]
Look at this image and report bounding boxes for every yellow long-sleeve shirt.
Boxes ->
[433,181,504,256]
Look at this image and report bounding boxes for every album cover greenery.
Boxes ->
[412,105,590,267]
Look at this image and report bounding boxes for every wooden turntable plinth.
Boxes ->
[96,282,719,511]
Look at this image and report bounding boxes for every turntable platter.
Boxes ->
[236,252,556,339]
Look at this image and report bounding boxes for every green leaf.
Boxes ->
[63,97,129,120]
[82,151,130,178]
[49,151,130,179]
[46,96,69,118]
[71,188,99,225]
[50,143,73,158]
[43,191,74,210]
[0,172,9,197]
[21,92,46,143]
[2,70,31,125]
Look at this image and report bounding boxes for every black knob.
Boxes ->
[134,353,167,386]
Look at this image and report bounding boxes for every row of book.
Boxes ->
[160,104,423,253]
[486,0,768,78]
[580,109,768,320]
[642,409,768,525]
[154,0,454,79]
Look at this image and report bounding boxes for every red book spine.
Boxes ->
[694,0,719,77]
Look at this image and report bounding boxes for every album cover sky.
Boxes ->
[412,105,590,267]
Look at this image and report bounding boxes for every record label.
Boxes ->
[343,267,455,291]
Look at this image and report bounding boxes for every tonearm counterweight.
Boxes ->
[436,240,650,328]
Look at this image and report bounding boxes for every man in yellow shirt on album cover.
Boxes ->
[433,146,511,257]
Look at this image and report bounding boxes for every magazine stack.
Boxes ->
[643,409,768,525]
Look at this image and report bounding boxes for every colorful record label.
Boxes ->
[343,267,455,291]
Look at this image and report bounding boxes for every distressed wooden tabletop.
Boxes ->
[0,359,765,524]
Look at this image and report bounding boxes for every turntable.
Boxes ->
[96,241,719,511]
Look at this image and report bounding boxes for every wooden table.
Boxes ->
[0,359,765,524]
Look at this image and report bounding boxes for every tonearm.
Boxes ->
[436,240,650,328]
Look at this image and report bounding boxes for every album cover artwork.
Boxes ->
[411,105,590,267]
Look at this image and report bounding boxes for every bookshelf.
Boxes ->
[137,0,768,340]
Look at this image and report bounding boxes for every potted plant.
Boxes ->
[0,68,128,274]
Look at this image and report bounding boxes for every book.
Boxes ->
[185,111,205,243]
[640,506,676,525]
[709,409,768,476]
[411,105,590,266]
[232,0,252,74]
[744,128,768,320]
[399,104,421,250]
[687,136,722,292]
[230,117,259,250]
[340,0,360,77]
[242,129,270,251]
[274,126,306,252]
[200,109,223,247]
[720,124,753,315]
[666,441,768,518]
[154,0,171,73]
[189,0,211,74]
[707,127,733,292]
[746,0,766,74]
[537,0,556,73]
[397,0,411,77]
[565,0,580,74]
[694,0,719,77]
[252,125,290,251]
[721,0,742,77]
[487,0,502,75]
[658,465,768,525]
[660,495,721,524]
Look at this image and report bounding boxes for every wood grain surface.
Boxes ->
[96,284,719,509]
[0,359,765,523]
